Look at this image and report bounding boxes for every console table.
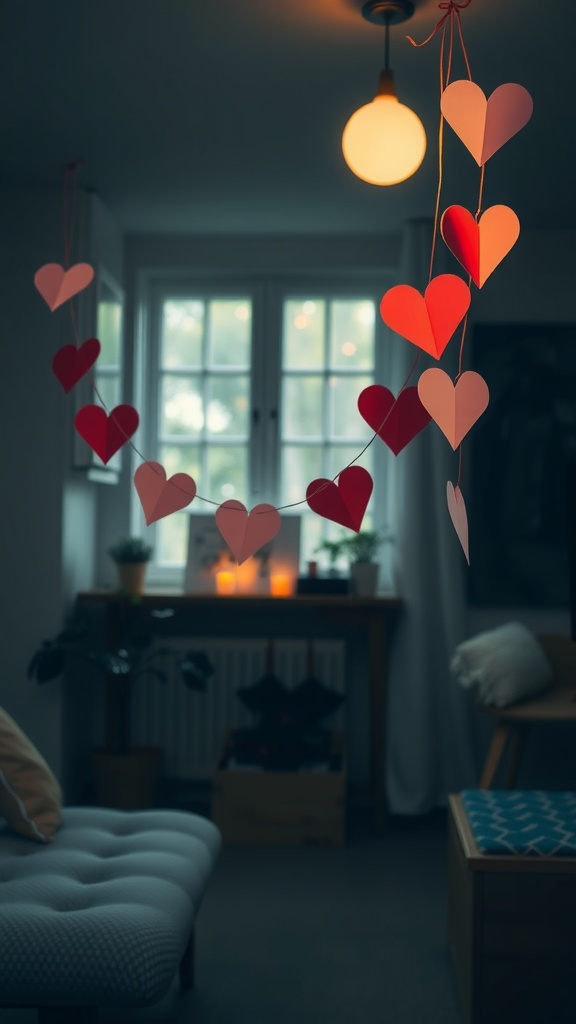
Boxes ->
[77,591,401,835]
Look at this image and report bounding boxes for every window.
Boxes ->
[134,275,394,584]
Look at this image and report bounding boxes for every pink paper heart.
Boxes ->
[380,274,471,359]
[52,338,101,393]
[441,204,520,288]
[417,369,489,449]
[74,404,139,464]
[134,461,196,525]
[215,500,281,565]
[34,262,95,311]
[447,482,470,564]
[440,81,533,166]
[306,466,373,532]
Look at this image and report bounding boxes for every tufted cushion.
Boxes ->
[0,705,62,842]
[0,806,221,1007]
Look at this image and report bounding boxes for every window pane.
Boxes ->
[281,445,323,506]
[329,300,375,370]
[159,444,201,479]
[97,297,122,366]
[328,446,373,486]
[208,300,251,367]
[282,376,323,438]
[283,299,325,370]
[328,375,373,439]
[160,376,203,436]
[206,446,248,504]
[94,374,120,411]
[206,376,250,437]
[156,511,189,566]
[161,300,204,367]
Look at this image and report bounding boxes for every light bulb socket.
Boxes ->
[376,69,396,97]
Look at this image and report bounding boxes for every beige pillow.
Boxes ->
[0,705,62,842]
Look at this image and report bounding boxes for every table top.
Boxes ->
[77,590,402,609]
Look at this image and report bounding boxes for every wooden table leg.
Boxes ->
[479,722,511,789]
[506,724,527,788]
[369,612,387,835]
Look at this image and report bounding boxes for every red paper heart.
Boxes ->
[380,274,471,359]
[52,338,101,394]
[440,205,520,287]
[215,500,282,564]
[306,466,373,532]
[358,385,431,455]
[446,482,470,564]
[134,461,197,525]
[75,404,139,464]
[34,262,94,311]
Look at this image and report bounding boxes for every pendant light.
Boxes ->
[342,0,426,186]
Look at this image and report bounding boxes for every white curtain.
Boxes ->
[384,218,485,814]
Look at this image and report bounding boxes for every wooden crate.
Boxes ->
[448,794,576,1024]
[211,729,346,846]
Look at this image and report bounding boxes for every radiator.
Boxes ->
[131,638,346,779]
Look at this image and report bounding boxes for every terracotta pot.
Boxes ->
[92,745,163,810]
[116,561,148,595]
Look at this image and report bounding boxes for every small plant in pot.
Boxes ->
[342,528,392,596]
[108,535,153,595]
[28,605,214,809]
[313,537,347,577]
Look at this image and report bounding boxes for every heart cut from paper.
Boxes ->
[380,274,471,359]
[417,369,489,449]
[440,80,533,166]
[75,404,139,464]
[441,205,520,287]
[358,385,431,455]
[134,461,197,525]
[447,482,470,564]
[34,263,95,311]
[52,338,101,393]
[306,466,373,532]
[215,500,282,564]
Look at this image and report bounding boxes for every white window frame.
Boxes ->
[132,269,396,588]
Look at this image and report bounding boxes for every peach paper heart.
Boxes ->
[74,404,139,464]
[441,205,520,288]
[417,369,489,449]
[380,274,471,359]
[306,466,373,532]
[215,500,281,565]
[447,482,470,564]
[357,385,431,455]
[134,461,196,525]
[34,262,95,311]
[440,81,533,166]
[52,338,101,393]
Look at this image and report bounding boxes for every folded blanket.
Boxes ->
[450,621,553,708]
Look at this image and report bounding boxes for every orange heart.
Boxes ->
[34,262,95,311]
[215,501,281,565]
[440,81,533,166]
[134,461,196,525]
[441,205,520,288]
[447,482,469,564]
[417,369,489,449]
[380,274,471,359]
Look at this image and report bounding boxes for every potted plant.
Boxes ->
[314,537,347,577]
[342,529,391,596]
[108,536,153,595]
[28,604,214,809]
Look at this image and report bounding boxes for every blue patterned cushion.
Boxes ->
[0,807,221,1007]
[461,790,576,856]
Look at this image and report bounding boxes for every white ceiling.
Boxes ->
[0,0,573,235]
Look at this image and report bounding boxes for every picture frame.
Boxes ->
[184,514,301,595]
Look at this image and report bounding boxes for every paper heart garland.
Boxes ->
[215,500,282,564]
[75,404,139,464]
[380,274,471,359]
[52,338,101,393]
[441,205,520,287]
[34,262,95,311]
[447,482,470,564]
[440,81,533,166]
[417,369,489,449]
[306,466,373,532]
[134,461,196,525]
[358,385,431,455]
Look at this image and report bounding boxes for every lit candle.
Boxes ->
[215,570,236,595]
[270,573,292,597]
